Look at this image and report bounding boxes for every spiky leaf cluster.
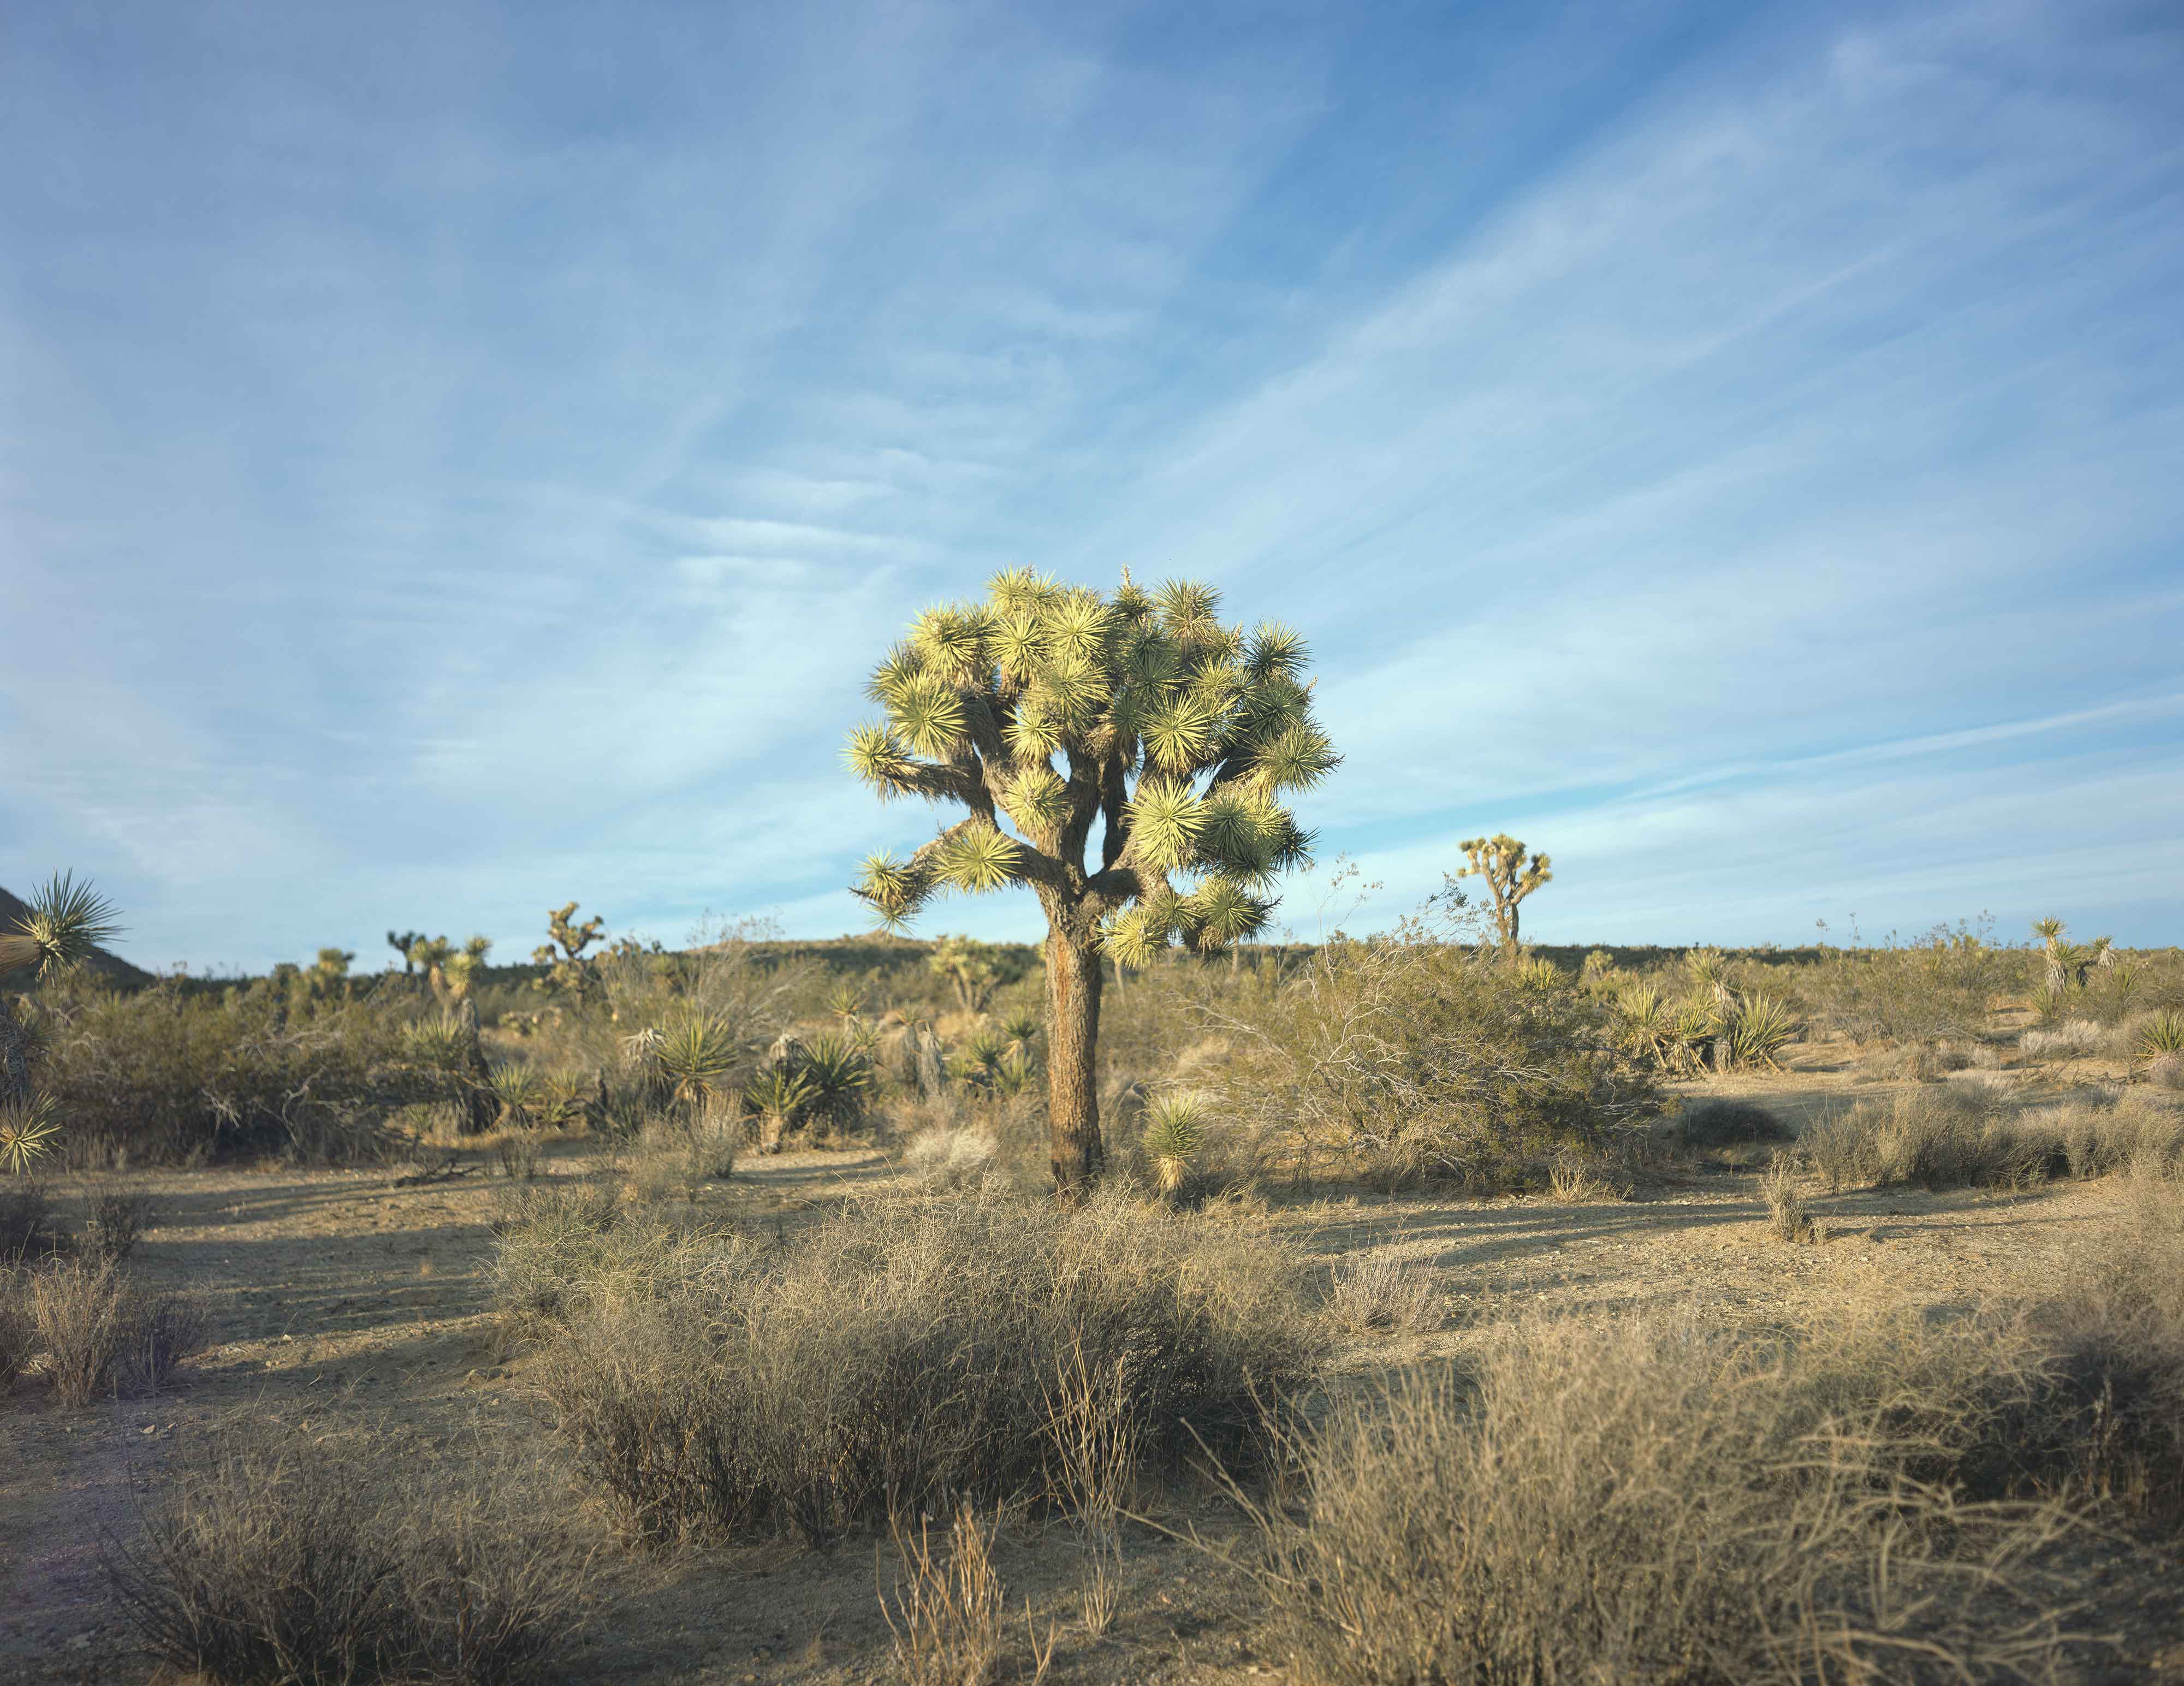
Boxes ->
[0,873,122,981]
[846,571,1334,955]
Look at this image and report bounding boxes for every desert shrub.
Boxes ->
[84,1186,153,1263]
[33,974,466,1163]
[1799,1089,2066,1192]
[1,1183,62,1262]
[2134,1008,2184,1061]
[1779,925,2028,1046]
[880,1503,1005,1686]
[28,1259,210,1405]
[1250,1304,2105,1685]
[532,1189,1321,1545]
[488,1196,715,1333]
[1675,1098,1791,1149]
[2149,1052,2184,1093]
[2021,1018,2105,1060]
[104,1426,587,1685]
[1190,905,1661,1192]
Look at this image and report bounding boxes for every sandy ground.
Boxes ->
[4,1059,2181,1684]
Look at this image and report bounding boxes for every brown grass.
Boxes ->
[27,1258,209,1406]
[103,1422,589,1685]
[527,1188,1321,1546]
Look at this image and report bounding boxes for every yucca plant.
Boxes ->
[1455,836,1551,963]
[992,1042,1037,1099]
[542,1070,596,1129]
[999,1008,1041,1047]
[0,1093,61,1176]
[1141,1093,1211,1197]
[796,1032,872,1129]
[2136,1010,2184,1061]
[2,875,122,1166]
[846,571,1336,1192]
[1726,995,1799,1071]
[1611,986,1676,1072]
[744,1066,817,1154]
[1512,955,1563,993]
[826,980,868,1022]
[488,1062,544,1129]
[654,1013,739,1111]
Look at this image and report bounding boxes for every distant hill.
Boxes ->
[0,884,155,988]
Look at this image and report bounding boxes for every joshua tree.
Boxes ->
[928,934,1007,1014]
[533,902,607,1004]
[1456,834,1552,963]
[846,570,1336,1193]
[387,929,426,975]
[2,874,121,1168]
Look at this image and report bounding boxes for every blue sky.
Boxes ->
[4,0,2180,972]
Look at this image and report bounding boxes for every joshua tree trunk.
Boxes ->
[456,998,496,1134]
[1044,924,1106,1196]
[1,999,30,1108]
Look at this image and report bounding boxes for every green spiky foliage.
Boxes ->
[0,872,122,983]
[488,1061,544,1128]
[1726,995,1799,1071]
[2,874,124,1163]
[999,1008,1041,1047]
[2136,1010,2184,1061]
[846,571,1335,1191]
[308,948,355,995]
[827,980,868,1022]
[1141,1093,1212,1196]
[0,1093,61,1175]
[793,1033,872,1130]
[744,1066,818,1147]
[532,902,608,1003]
[1454,835,1551,963]
[387,930,426,975]
[654,1013,740,1110]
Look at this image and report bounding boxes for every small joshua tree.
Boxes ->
[1456,834,1552,963]
[847,570,1336,1192]
[387,929,426,975]
[532,903,607,1004]
[2,875,121,1170]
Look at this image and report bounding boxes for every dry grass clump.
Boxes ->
[27,1259,209,1405]
[1801,1088,2183,1192]
[104,1423,589,1685]
[1326,1251,1437,1334]
[902,1124,1001,1190]
[1760,1160,1820,1243]
[0,1272,35,1393]
[488,1186,717,1334]
[531,1189,1321,1545]
[1249,1298,2145,1685]
[2020,1018,2106,1060]
[881,1502,1006,1686]
[2148,1050,2184,1092]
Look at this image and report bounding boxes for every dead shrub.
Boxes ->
[84,1185,153,1264]
[1249,1307,2092,1685]
[2020,1019,2106,1060]
[104,1425,588,1685]
[532,1189,1320,1545]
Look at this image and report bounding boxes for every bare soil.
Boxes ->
[5,1056,2180,1684]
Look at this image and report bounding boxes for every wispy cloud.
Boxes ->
[2,0,2179,967]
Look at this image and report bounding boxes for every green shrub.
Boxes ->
[1800,1089,2180,1192]
[530,1190,1320,1545]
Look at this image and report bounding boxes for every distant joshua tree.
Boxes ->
[387,929,427,975]
[1457,834,1552,963]
[847,569,1337,1194]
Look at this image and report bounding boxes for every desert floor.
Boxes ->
[5,1053,2181,1684]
